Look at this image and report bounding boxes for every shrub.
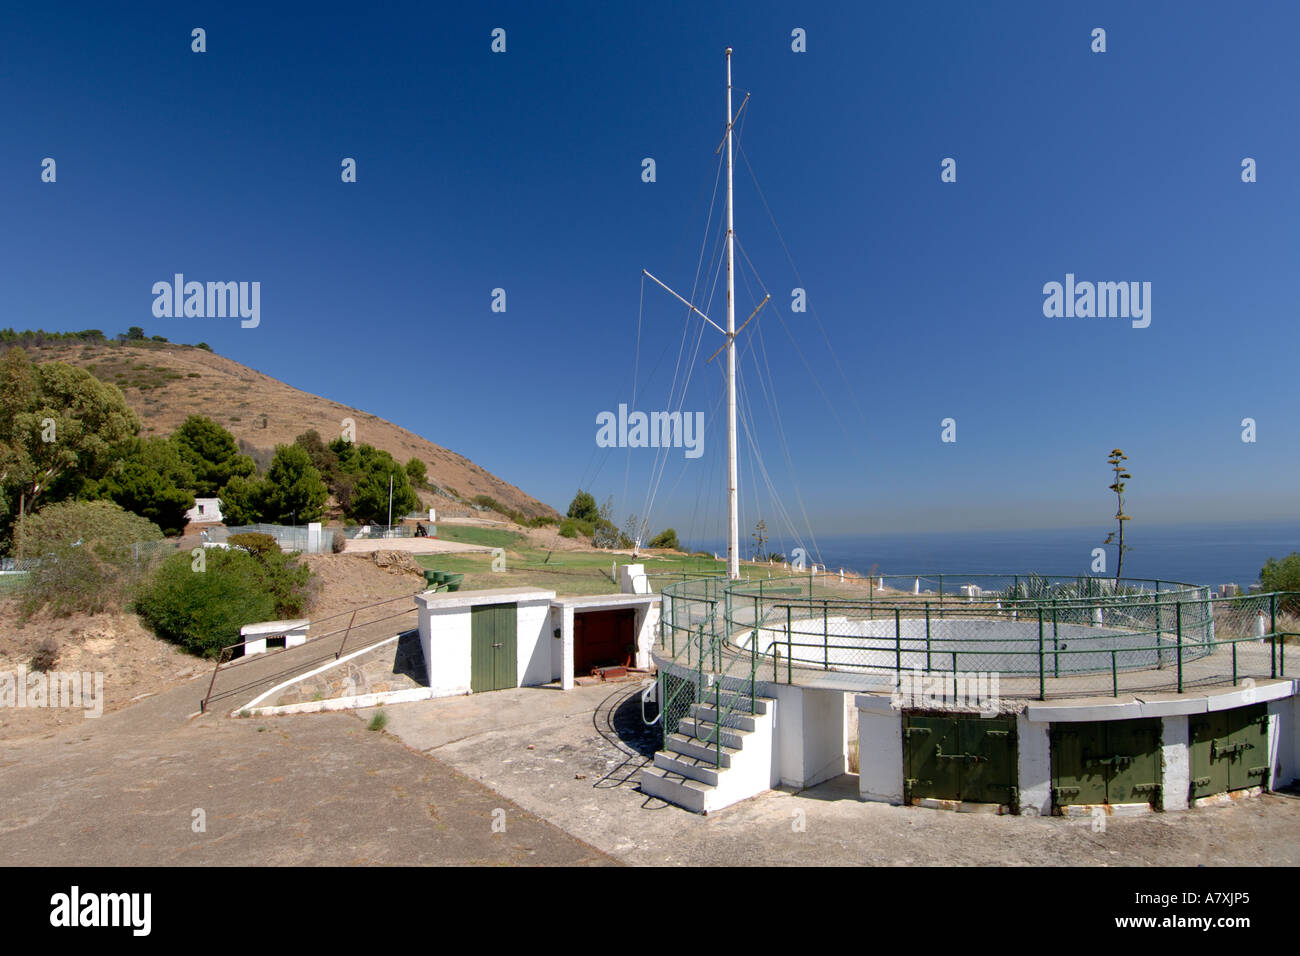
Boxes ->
[135,547,313,658]
[18,500,165,617]
[558,520,578,539]
[1260,553,1300,614]
[30,639,59,673]
[227,532,279,559]
[330,528,347,553]
[648,528,680,550]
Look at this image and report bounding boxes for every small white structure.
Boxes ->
[415,586,660,696]
[186,497,223,524]
[239,619,309,656]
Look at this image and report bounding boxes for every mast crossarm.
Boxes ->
[715,92,751,155]
[641,269,727,336]
[705,294,769,364]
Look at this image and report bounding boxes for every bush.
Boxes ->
[648,528,680,550]
[227,532,279,559]
[18,500,165,617]
[330,528,347,553]
[30,638,59,673]
[135,547,314,658]
[558,520,578,539]
[1260,553,1300,613]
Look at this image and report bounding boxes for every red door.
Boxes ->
[574,608,636,673]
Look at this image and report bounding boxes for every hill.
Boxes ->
[21,338,556,520]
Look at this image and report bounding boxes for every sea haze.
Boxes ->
[688,520,1300,588]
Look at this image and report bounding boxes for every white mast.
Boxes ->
[641,48,765,582]
[723,47,739,580]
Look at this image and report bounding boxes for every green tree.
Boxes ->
[294,429,340,485]
[648,528,680,550]
[174,415,256,496]
[0,348,140,551]
[1102,448,1132,582]
[1260,553,1300,614]
[328,440,418,524]
[217,474,266,526]
[405,457,427,487]
[567,490,598,523]
[260,444,328,524]
[84,436,196,536]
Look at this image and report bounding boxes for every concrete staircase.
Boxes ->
[640,689,776,813]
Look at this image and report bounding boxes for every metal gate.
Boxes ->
[903,714,1018,806]
[470,603,517,693]
[1051,718,1161,808]
[1189,704,1269,800]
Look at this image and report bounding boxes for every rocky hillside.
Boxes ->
[23,339,556,520]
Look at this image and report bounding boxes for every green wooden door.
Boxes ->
[1190,704,1268,799]
[470,603,517,693]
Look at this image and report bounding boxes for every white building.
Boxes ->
[415,586,660,696]
[185,497,224,524]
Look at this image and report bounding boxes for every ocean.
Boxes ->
[687,519,1300,588]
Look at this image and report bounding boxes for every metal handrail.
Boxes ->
[199,590,422,712]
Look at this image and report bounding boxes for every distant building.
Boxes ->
[185,497,224,524]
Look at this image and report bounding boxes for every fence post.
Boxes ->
[336,608,359,659]
[1051,598,1059,678]
[924,603,932,672]
[1270,593,1277,679]
[1111,650,1118,698]
[823,600,829,670]
[1176,602,1183,693]
[894,608,902,676]
[1037,609,1045,700]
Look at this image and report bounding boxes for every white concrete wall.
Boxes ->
[855,697,903,804]
[422,605,472,697]
[1160,715,1190,812]
[516,597,554,688]
[1268,698,1294,789]
[635,604,659,669]
[1016,713,1052,816]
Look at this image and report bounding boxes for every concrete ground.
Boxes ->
[342,538,490,555]
[376,682,1300,866]
[0,642,611,866]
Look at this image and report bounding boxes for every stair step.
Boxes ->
[666,732,740,766]
[654,750,722,786]
[689,703,757,731]
[675,718,750,749]
[640,765,711,813]
[700,692,771,715]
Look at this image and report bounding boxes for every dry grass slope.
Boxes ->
[26,340,556,519]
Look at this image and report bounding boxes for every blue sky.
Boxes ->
[3,1,1297,550]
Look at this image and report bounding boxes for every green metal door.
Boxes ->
[959,717,1018,805]
[470,603,517,693]
[903,714,1017,805]
[1189,704,1268,800]
[904,716,961,801]
[1051,719,1160,808]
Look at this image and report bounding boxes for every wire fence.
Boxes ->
[216,524,338,553]
[657,574,1299,711]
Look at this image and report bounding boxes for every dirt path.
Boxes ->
[0,668,612,865]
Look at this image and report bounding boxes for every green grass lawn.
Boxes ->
[416,546,728,595]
